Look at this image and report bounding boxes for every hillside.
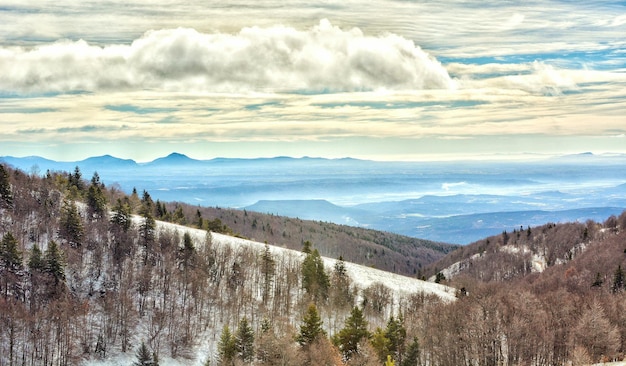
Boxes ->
[171,203,457,277]
[422,211,626,365]
[0,163,457,366]
[2,162,626,366]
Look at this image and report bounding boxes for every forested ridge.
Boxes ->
[1,163,626,365]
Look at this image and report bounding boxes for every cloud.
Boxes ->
[0,20,453,94]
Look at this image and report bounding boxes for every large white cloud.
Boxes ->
[0,20,453,94]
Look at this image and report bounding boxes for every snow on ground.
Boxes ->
[151,218,457,302]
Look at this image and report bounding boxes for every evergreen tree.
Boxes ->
[44,240,65,285]
[86,172,107,220]
[196,209,204,228]
[218,325,236,365]
[140,210,156,246]
[385,315,407,363]
[110,198,132,232]
[434,272,446,284]
[297,303,326,346]
[156,200,167,219]
[173,205,186,224]
[333,306,370,360]
[371,327,391,361]
[235,317,255,362]
[133,341,157,366]
[67,166,85,198]
[59,200,84,247]
[301,248,330,301]
[179,232,196,269]
[0,164,13,208]
[331,256,353,309]
[140,190,154,216]
[0,232,22,272]
[28,243,45,272]
[261,244,275,302]
[401,337,420,366]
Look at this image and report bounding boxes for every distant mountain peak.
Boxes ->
[148,152,201,166]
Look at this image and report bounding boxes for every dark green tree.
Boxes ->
[331,256,353,309]
[385,315,407,363]
[139,209,156,246]
[133,341,158,366]
[333,306,370,360]
[301,247,330,301]
[235,317,255,362]
[297,303,326,346]
[0,232,22,272]
[28,243,45,272]
[196,209,204,228]
[66,166,85,199]
[156,200,167,219]
[218,325,236,365]
[86,172,107,220]
[179,232,196,269]
[401,337,420,366]
[0,164,13,208]
[0,232,23,298]
[44,240,65,285]
[172,205,186,224]
[110,198,132,232]
[59,200,84,247]
[261,244,275,302]
[434,272,446,284]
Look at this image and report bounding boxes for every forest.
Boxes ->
[1,162,625,366]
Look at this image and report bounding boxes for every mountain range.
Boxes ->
[3,152,626,244]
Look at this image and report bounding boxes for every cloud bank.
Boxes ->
[0,20,453,94]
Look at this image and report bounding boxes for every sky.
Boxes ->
[0,0,625,162]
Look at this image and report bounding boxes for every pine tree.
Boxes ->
[179,232,196,269]
[133,341,156,366]
[218,325,236,365]
[0,164,13,208]
[67,166,85,199]
[110,198,132,232]
[0,232,22,272]
[59,200,84,247]
[371,327,391,361]
[28,243,45,272]
[301,248,330,301]
[333,306,370,360]
[385,315,407,363]
[331,256,353,309]
[261,244,275,302]
[401,337,420,366]
[297,303,326,346]
[235,317,255,362]
[86,172,107,220]
[44,240,65,285]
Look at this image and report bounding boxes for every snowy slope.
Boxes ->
[83,218,456,366]
[154,219,457,302]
